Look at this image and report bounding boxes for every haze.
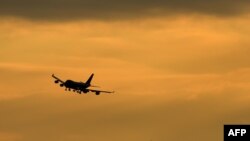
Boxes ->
[0,1,250,141]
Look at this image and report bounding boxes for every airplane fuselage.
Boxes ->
[64,80,90,90]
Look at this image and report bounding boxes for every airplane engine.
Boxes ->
[54,80,59,83]
[95,92,100,95]
[60,84,64,87]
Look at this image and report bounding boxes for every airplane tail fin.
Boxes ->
[85,73,94,85]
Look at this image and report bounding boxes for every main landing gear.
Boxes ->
[65,88,71,91]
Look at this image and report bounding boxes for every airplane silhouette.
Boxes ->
[52,73,114,95]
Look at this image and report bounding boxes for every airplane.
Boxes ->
[52,73,114,95]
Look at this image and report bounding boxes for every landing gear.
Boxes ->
[65,88,71,91]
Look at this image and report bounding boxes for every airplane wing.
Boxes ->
[52,74,65,84]
[86,88,114,95]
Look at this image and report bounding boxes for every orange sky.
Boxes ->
[0,4,250,141]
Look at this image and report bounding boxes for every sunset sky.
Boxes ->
[1,1,250,141]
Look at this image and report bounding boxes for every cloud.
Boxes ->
[0,0,250,20]
[1,17,250,74]
[1,3,250,141]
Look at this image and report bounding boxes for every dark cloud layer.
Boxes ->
[1,0,250,20]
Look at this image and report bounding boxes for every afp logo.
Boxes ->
[224,125,250,141]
